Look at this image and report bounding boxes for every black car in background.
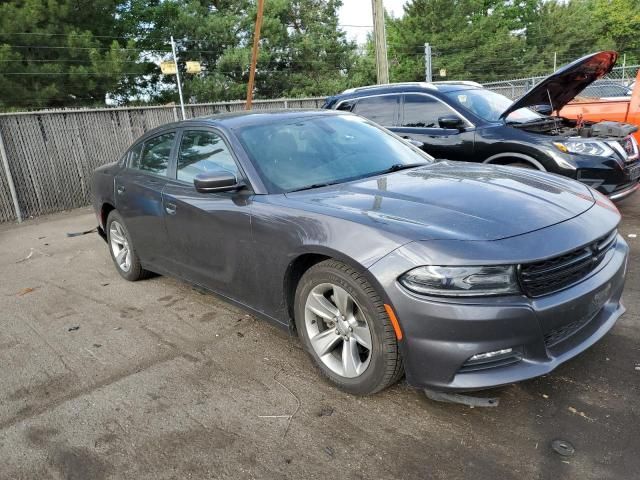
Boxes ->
[323,51,640,201]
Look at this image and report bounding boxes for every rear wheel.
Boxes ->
[294,260,403,395]
[106,210,152,281]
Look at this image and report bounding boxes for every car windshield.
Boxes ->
[235,114,434,193]
[443,88,542,123]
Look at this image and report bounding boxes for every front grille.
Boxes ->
[544,315,593,348]
[519,229,617,297]
[626,162,640,182]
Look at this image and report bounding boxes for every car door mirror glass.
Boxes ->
[438,115,466,130]
[194,171,240,193]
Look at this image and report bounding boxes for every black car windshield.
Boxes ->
[444,88,543,123]
[235,114,434,193]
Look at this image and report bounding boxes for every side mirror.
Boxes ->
[194,170,242,193]
[531,104,553,115]
[438,115,466,130]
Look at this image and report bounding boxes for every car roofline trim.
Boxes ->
[342,82,437,94]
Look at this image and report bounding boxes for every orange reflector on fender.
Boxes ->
[383,304,403,341]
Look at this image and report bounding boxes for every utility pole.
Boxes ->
[553,51,557,71]
[424,43,432,82]
[246,0,265,110]
[371,0,389,84]
[622,53,627,82]
[170,36,186,120]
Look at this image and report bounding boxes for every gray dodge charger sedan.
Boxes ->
[92,110,629,395]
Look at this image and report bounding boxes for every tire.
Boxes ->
[505,161,537,170]
[106,210,153,282]
[294,259,403,395]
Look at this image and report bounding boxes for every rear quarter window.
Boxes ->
[126,142,143,167]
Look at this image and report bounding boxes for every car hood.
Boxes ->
[284,162,596,242]
[500,51,618,119]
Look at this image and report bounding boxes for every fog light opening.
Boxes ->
[469,348,513,361]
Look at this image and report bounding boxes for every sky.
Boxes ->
[338,0,409,44]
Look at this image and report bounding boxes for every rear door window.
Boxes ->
[132,132,176,176]
[402,94,455,128]
[352,95,399,126]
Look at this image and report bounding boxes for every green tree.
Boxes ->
[383,0,640,84]
[385,0,539,82]
[118,0,371,103]
[0,0,139,110]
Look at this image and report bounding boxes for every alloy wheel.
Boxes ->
[109,221,132,272]
[304,283,372,378]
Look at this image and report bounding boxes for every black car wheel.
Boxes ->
[106,210,152,281]
[294,259,403,395]
[506,161,537,169]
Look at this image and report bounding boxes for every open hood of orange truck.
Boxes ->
[500,51,618,120]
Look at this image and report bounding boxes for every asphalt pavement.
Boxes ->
[0,198,638,480]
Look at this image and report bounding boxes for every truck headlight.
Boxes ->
[399,265,520,297]
[553,140,614,157]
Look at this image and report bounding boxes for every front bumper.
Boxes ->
[370,234,629,392]
[574,158,640,201]
[608,181,640,201]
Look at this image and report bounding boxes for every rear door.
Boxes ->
[115,130,176,269]
[350,94,400,128]
[161,128,254,300]
[392,93,475,160]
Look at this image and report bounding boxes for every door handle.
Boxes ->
[164,203,177,215]
[116,185,125,194]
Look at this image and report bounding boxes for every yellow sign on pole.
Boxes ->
[185,61,202,74]
[439,68,447,77]
[160,61,177,75]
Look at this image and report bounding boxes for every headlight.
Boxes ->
[399,265,520,297]
[553,140,614,157]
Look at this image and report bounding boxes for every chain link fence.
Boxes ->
[0,97,325,223]
[482,65,640,100]
[3,65,640,224]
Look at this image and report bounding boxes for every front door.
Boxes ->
[390,93,475,160]
[162,129,254,301]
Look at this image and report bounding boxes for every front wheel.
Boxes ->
[505,161,538,170]
[294,260,403,395]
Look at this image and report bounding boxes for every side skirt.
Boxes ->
[140,261,292,333]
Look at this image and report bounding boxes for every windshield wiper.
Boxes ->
[288,163,428,192]
[288,182,339,193]
[375,162,429,175]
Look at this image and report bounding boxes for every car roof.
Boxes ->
[330,81,482,101]
[204,108,342,128]
[139,109,344,138]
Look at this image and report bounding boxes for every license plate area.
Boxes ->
[541,283,611,349]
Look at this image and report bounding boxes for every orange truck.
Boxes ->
[561,70,640,145]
